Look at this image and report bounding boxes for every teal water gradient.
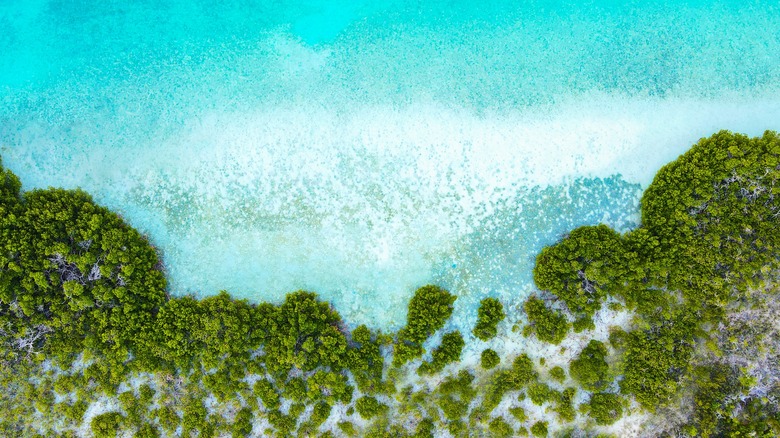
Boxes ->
[1,0,779,329]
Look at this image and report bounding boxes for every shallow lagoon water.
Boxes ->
[2,0,780,330]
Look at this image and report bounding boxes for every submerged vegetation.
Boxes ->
[1,130,780,436]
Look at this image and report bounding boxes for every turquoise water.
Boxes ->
[2,0,779,330]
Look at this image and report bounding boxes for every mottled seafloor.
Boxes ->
[2,0,780,333]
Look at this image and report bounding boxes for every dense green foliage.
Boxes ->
[572,315,595,333]
[619,312,697,408]
[393,285,456,366]
[488,417,514,437]
[0,182,166,367]
[261,290,349,374]
[527,381,557,405]
[588,393,623,425]
[549,366,566,383]
[418,331,464,375]
[345,324,386,394]
[554,387,576,422]
[570,340,609,392]
[90,412,124,438]
[433,369,476,425]
[134,424,160,438]
[231,407,253,437]
[2,131,780,437]
[472,297,504,341]
[355,396,388,419]
[534,225,628,316]
[531,131,780,432]
[481,353,537,412]
[530,420,548,437]
[393,285,455,366]
[523,295,569,344]
[480,348,500,369]
[509,406,526,422]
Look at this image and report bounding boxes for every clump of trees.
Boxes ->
[2,131,780,437]
[534,225,630,317]
[231,408,254,437]
[473,297,505,341]
[570,340,610,392]
[481,353,537,412]
[528,381,557,405]
[0,169,167,368]
[549,366,566,383]
[91,412,125,438]
[530,421,548,437]
[619,312,697,408]
[531,131,780,433]
[523,296,569,344]
[393,285,456,366]
[260,290,349,374]
[434,369,476,430]
[418,331,464,375]
[587,392,623,425]
[355,396,388,419]
[488,417,514,437]
[480,348,500,369]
